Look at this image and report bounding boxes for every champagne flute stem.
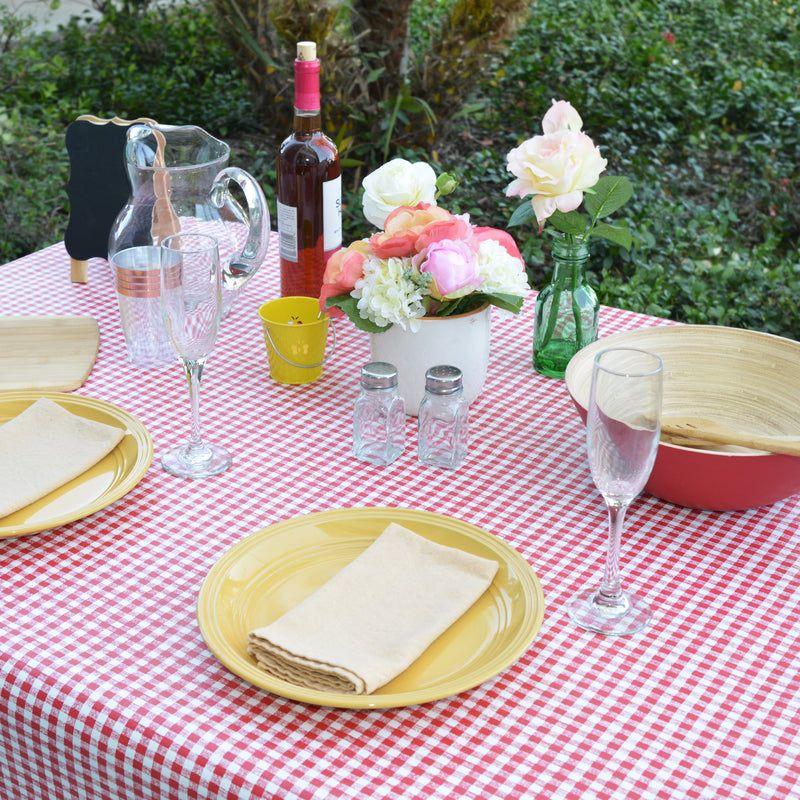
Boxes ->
[184,358,205,448]
[599,501,626,601]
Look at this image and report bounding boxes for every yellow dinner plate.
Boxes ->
[0,391,153,538]
[198,507,544,709]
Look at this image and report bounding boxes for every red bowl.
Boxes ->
[564,325,800,511]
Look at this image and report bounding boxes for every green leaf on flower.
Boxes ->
[592,221,633,250]
[436,293,525,316]
[584,176,634,219]
[325,293,386,333]
[422,295,438,314]
[508,201,535,227]
[548,210,589,236]
[437,298,469,316]
[481,292,525,314]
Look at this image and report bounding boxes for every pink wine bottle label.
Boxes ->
[294,42,320,111]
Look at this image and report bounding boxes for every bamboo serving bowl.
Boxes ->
[564,324,800,511]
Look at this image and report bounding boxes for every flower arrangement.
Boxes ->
[505,100,634,250]
[320,159,529,333]
[502,100,636,378]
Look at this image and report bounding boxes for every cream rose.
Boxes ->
[362,159,438,229]
[505,130,607,226]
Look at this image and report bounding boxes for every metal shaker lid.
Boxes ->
[425,365,463,395]
[361,361,398,389]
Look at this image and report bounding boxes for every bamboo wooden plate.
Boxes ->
[197,508,544,709]
[565,324,800,510]
[0,316,99,391]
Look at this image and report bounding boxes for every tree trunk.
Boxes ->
[414,0,530,118]
[353,0,415,98]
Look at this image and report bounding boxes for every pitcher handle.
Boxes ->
[211,167,271,290]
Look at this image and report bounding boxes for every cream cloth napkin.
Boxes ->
[248,522,499,694]
[0,398,125,519]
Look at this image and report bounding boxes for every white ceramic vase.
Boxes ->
[369,305,492,415]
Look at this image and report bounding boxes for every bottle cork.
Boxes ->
[296,41,317,61]
[294,41,321,111]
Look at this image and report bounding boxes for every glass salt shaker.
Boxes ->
[418,365,469,470]
[353,362,406,466]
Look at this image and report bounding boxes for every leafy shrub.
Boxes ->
[0,111,67,264]
[440,0,800,338]
[210,0,531,164]
[20,2,251,133]
[1,0,798,339]
[0,1,251,261]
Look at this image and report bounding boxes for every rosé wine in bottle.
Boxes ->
[277,41,342,298]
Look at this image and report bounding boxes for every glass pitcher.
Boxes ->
[108,123,270,369]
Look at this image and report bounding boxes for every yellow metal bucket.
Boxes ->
[258,297,333,384]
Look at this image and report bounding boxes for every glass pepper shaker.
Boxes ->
[353,362,406,466]
[418,365,469,470]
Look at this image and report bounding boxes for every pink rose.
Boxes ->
[415,214,472,250]
[319,281,347,318]
[371,203,455,258]
[384,203,451,234]
[472,226,522,261]
[369,228,418,258]
[542,99,583,134]
[319,240,369,317]
[322,241,368,290]
[416,239,482,300]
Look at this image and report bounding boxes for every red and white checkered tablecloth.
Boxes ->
[1,239,798,800]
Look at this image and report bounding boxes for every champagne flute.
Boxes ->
[159,233,232,479]
[568,347,663,635]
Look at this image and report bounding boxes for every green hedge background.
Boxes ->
[1,0,797,337]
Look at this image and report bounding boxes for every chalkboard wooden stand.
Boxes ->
[65,115,156,283]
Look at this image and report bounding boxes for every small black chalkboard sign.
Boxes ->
[64,115,154,282]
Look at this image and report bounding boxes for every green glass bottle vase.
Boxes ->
[533,237,599,379]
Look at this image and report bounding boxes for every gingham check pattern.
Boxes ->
[1,240,798,800]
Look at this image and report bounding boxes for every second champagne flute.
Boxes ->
[568,347,663,636]
[159,232,231,479]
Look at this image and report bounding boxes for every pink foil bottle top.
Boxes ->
[294,41,320,112]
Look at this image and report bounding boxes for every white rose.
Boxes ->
[362,159,437,229]
[505,130,607,226]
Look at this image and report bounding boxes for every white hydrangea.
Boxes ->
[353,256,426,331]
[475,239,529,297]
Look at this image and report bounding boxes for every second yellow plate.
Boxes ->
[0,391,153,538]
[198,507,544,709]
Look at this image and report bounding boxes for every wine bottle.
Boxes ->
[277,41,342,298]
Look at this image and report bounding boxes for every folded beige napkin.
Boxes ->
[0,398,125,519]
[248,522,499,694]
